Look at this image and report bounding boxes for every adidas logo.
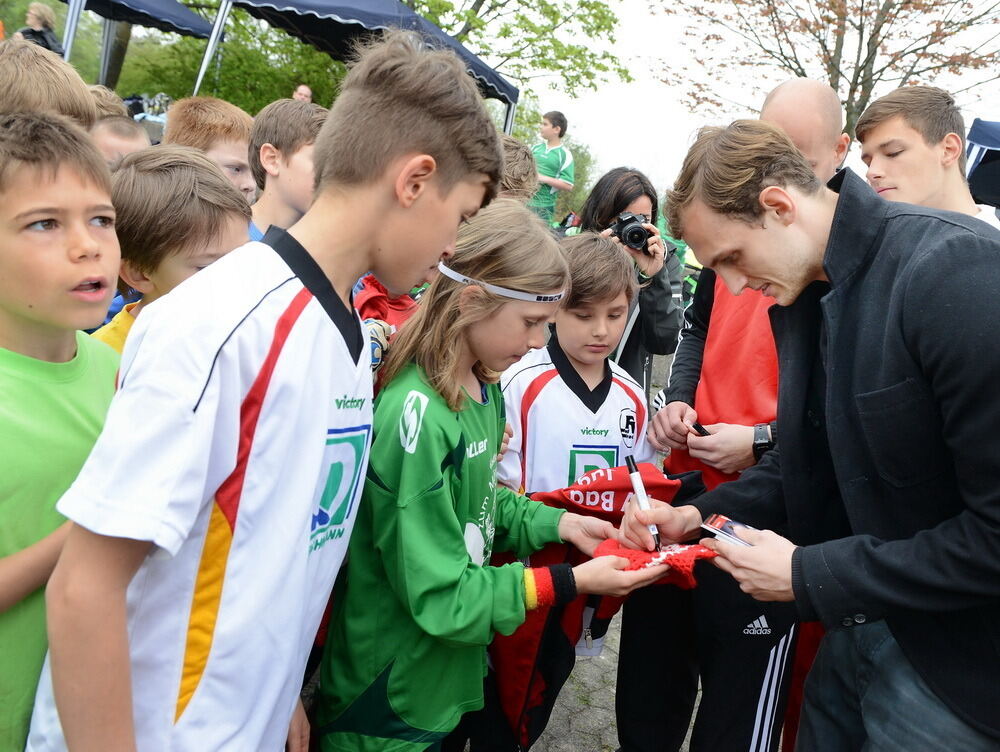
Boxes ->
[743,615,772,635]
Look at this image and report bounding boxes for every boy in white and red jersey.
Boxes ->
[500,232,651,495]
[28,31,502,752]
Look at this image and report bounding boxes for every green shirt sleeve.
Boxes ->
[557,147,575,186]
[492,485,564,558]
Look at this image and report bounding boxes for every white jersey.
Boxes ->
[28,230,372,751]
[499,338,653,495]
[975,203,1000,232]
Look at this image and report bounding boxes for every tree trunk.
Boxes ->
[101,21,132,89]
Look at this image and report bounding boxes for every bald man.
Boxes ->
[292,84,312,103]
[619,79,848,752]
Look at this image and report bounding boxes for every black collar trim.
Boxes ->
[263,226,364,364]
[548,334,613,413]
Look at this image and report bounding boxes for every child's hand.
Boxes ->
[285,697,309,752]
[572,556,669,596]
[497,422,513,462]
[558,512,616,557]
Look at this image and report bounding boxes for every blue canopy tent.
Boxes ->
[62,0,213,71]
[967,119,1000,208]
[192,0,519,132]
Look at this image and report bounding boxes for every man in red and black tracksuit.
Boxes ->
[619,79,850,752]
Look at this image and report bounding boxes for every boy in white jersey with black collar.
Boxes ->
[28,30,502,752]
[500,232,652,496]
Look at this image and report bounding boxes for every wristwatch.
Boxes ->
[752,423,774,462]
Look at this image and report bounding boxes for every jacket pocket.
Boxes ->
[855,378,946,487]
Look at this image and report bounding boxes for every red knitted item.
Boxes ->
[593,539,717,590]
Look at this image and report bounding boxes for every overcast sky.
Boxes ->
[517,0,1000,196]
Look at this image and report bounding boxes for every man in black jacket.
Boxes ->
[624,119,1000,749]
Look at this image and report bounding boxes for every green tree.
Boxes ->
[405,0,630,95]
[115,8,345,113]
[655,0,1000,135]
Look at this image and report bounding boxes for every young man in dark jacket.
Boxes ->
[625,118,1000,749]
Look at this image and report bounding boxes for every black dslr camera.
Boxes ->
[609,212,651,253]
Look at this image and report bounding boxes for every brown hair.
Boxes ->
[0,40,97,128]
[544,111,568,138]
[313,30,501,204]
[499,134,538,201]
[249,98,328,190]
[93,115,149,141]
[163,96,253,152]
[667,120,820,240]
[88,85,129,119]
[28,2,57,29]
[855,85,967,172]
[111,145,251,291]
[560,233,636,308]
[381,198,567,410]
[0,111,109,196]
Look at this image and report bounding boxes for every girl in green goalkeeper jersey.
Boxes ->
[315,199,668,752]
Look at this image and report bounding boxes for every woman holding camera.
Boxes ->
[575,167,683,394]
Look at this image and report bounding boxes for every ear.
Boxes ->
[834,132,851,168]
[393,154,437,208]
[259,143,282,179]
[456,283,487,315]
[118,259,155,295]
[758,185,797,226]
[939,132,964,169]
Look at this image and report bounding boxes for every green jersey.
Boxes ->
[316,363,564,751]
[0,333,118,749]
[528,141,574,211]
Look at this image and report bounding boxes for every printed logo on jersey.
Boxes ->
[399,390,429,454]
[743,615,772,635]
[568,444,618,486]
[311,425,371,553]
[335,395,366,410]
[619,408,637,449]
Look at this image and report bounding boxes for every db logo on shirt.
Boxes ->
[400,390,429,454]
[619,408,637,448]
[311,425,371,553]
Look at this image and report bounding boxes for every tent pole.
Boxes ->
[503,101,517,135]
[98,17,115,85]
[193,0,233,96]
[62,0,86,61]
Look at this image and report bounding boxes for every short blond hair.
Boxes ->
[560,233,636,308]
[855,85,967,172]
[0,40,97,129]
[0,112,110,199]
[163,96,253,152]
[88,85,129,119]
[28,2,57,29]
[499,134,538,201]
[382,198,567,410]
[249,98,327,190]
[313,30,501,203]
[111,146,251,291]
[667,120,820,240]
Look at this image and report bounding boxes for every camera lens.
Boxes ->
[623,223,649,250]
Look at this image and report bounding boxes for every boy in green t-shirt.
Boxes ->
[527,111,574,224]
[0,112,120,750]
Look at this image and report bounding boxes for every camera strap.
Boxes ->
[437,262,565,303]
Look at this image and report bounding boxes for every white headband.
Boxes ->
[437,262,564,303]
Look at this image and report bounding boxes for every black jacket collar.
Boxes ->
[822,169,890,288]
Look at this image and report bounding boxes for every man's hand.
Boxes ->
[649,401,697,451]
[620,500,703,551]
[285,697,310,752]
[687,423,756,474]
[701,528,796,601]
[572,556,670,596]
[559,512,616,557]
